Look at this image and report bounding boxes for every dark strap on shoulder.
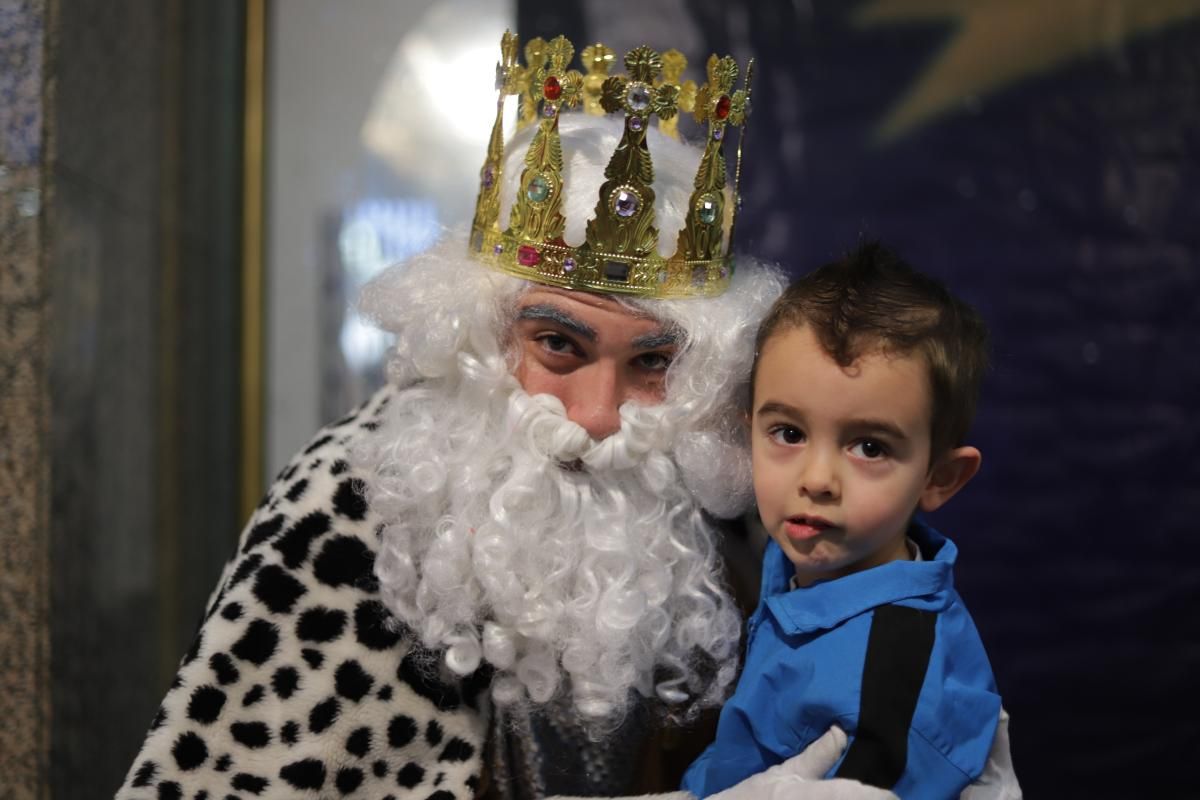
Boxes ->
[834,605,937,788]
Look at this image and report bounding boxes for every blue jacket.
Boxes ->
[682,520,1000,800]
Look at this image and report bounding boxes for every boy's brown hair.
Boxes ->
[753,241,989,459]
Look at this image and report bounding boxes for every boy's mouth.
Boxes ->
[784,514,834,541]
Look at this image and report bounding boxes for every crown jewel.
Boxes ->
[470,31,754,299]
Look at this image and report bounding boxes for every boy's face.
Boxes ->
[752,324,959,585]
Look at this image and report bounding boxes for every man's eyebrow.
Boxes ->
[631,329,682,350]
[516,304,596,341]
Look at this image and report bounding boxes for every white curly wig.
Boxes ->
[354,115,784,727]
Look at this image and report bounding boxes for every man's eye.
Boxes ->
[633,352,673,372]
[850,440,888,459]
[537,334,575,354]
[767,425,804,445]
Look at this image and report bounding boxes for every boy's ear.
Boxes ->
[918,446,982,513]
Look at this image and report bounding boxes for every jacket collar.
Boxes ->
[761,519,956,636]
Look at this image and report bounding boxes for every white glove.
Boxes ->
[547,727,897,800]
[707,726,898,800]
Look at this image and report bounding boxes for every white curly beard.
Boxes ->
[354,349,744,726]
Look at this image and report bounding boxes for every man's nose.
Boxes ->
[564,361,624,440]
[798,447,839,500]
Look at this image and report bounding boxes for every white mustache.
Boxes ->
[504,391,675,471]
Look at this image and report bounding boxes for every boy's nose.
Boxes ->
[797,449,839,500]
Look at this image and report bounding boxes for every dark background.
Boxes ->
[524,0,1200,795]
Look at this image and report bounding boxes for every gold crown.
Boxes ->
[469,32,754,299]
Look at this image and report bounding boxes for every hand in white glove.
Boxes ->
[547,726,897,800]
[707,726,898,800]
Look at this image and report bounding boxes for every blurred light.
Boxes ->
[340,313,392,373]
[338,197,439,286]
[337,197,439,372]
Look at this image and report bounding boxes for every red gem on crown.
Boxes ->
[517,245,543,266]
[715,95,732,120]
[543,76,562,101]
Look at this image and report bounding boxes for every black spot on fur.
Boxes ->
[332,479,368,521]
[281,720,300,745]
[272,666,300,699]
[252,564,307,614]
[388,714,418,748]
[280,758,326,790]
[360,420,380,431]
[273,512,332,568]
[280,461,300,482]
[214,753,232,771]
[345,727,371,758]
[354,600,402,650]
[373,760,389,777]
[187,685,226,724]
[156,782,182,800]
[231,619,280,665]
[285,479,309,503]
[132,760,157,787]
[303,434,333,454]
[193,790,208,800]
[396,762,425,788]
[377,685,393,701]
[231,721,272,749]
[308,697,341,733]
[227,554,263,590]
[221,602,244,621]
[209,652,240,685]
[231,773,269,795]
[331,459,349,475]
[242,515,286,553]
[425,719,443,746]
[335,767,364,795]
[242,684,265,707]
[335,659,374,702]
[467,774,480,791]
[397,651,461,711]
[438,737,475,763]
[296,606,347,642]
[434,772,444,786]
[172,731,208,770]
[314,535,377,590]
[302,648,325,669]
[426,791,456,800]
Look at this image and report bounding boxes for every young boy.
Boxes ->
[682,242,1001,799]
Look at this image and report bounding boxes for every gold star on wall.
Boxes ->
[854,0,1200,144]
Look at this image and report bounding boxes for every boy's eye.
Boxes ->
[850,439,888,459]
[767,424,804,446]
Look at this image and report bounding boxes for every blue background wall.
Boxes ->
[721,3,1200,795]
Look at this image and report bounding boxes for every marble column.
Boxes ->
[0,1,52,797]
